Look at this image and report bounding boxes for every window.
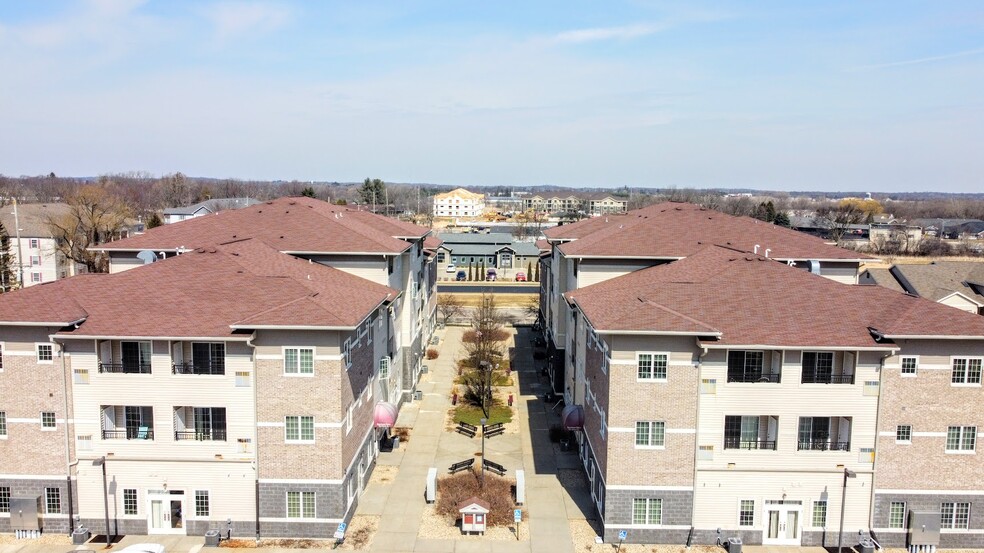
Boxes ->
[30,255,41,266]
[632,498,662,525]
[901,356,918,376]
[802,352,835,383]
[635,421,665,448]
[285,416,315,442]
[77,434,92,451]
[896,425,912,443]
[120,341,151,373]
[379,357,390,379]
[190,343,225,374]
[739,500,755,526]
[29,238,39,249]
[941,502,970,529]
[286,491,315,518]
[889,501,906,529]
[37,343,53,363]
[0,344,3,371]
[45,487,61,514]
[41,411,56,429]
[812,500,827,527]
[951,358,982,385]
[946,426,976,452]
[436,252,446,263]
[637,353,668,381]
[123,489,138,515]
[0,411,6,437]
[0,486,9,513]
[175,407,227,441]
[284,348,314,375]
[235,371,251,387]
[700,378,717,394]
[195,490,210,517]
[727,350,775,382]
[725,415,778,450]
[30,272,42,283]
[343,338,353,369]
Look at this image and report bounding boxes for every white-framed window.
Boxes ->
[366,318,373,345]
[379,357,390,379]
[345,405,353,434]
[941,502,970,529]
[945,426,976,452]
[951,358,982,385]
[896,425,912,443]
[812,500,827,527]
[29,255,41,267]
[632,498,662,525]
[635,421,666,448]
[41,411,56,430]
[0,411,6,437]
[738,499,755,526]
[36,343,53,363]
[195,490,210,517]
[29,238,40,249]
[637,352,668,381]
[343,338,352,369]
[45,487,61,514]
[900,356,918,376]
[30,272,42,283]
[123,489,138,515]
[284,347,314,375]
[285,416,315,443]
[889,501,906,529]
[286,491,315,519]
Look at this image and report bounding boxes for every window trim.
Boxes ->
[36,343,54,364]
[895,424,912,444]
[950,357,983,386]
[0,411,6,438]
[738,499,755,527]
[631,497,663,526]
[194,489,210,518]
[900,355,918,377]
[636,351,669,382]
[40,411,57,431]
[812,500,828,528]
[286,490,316,519]
[634,420,666,449]
[123,488,138,516]
[284,415,315,444]
[940,501,971,530]
[44,487,61,514]
[283,347,315,377]
[945,425,976,453]
[889,501,906,529]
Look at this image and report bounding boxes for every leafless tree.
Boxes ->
[438,293,465,325]
[45,185,133,273]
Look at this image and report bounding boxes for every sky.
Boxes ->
[1,1,982,192]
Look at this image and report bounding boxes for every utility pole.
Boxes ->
[12,198,24,289]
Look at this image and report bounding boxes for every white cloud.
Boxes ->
[202,2,291,41]
[551,22,668,44]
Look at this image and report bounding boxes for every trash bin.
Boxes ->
[421,365,429,374]
[728,537,742,553]
[72,528,90,545]
[414,390,423,401]
[392,436,400,450]
[859,538,875,553]
[205,530,221,546]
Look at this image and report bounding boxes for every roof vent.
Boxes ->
[753,245,760,254]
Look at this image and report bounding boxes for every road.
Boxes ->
[437,284,538,293]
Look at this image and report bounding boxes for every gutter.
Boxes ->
[245,332,261,542]
[53,334,253,341]
[870,345,899,535]
[0,318,88,327]
[54,337,76,535]
[690,339,710,538]
[698,343,897,352]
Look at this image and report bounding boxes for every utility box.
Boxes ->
[859,537,876,553]
[72,528,91,545]
[515,470,525,505]
[908,510,941,546]
[205,530,221,546]
[727,537,742,553]
[10,496,42,531]
[425,468,437,504]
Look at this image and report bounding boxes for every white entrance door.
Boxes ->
[147,491,186,535]
[763,502,801,545]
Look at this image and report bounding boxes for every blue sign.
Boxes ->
[333,522,347,540]
[618,530,628,541]
[514,509,522,522]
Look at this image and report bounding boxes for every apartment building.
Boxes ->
[92,197,434,402]
[0,239,401,538]
[523,193,628,216]
[540,202,872,397]
[0,203,74,288]
[162,198,261,224]
[563,245,984,547]
[432,188,486,219]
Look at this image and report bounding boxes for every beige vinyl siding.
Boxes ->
[108,252,149,274]
[576,260,656,288]
[306,255,389,287]
[819,262,860,285]
[938,294,980,314]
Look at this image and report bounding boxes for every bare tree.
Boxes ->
[46,185,133,273]
[438,293,465,325]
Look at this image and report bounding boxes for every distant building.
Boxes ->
[435,232,541,277]
[523,193,627,216]
[432,188,486,218]
[0,203,77,288]
[861,261,984,314]
[163,197,261,224]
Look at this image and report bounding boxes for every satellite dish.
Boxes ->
[136,250,158,265]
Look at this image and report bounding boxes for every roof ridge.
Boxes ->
[637,296,720,334]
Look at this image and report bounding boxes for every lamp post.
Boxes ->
[92,457,112,547]
[480,417,487,486]
[838,468,857,553]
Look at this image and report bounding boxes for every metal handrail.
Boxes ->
[102,428,154,440]
[727,372,781,383]
[798,440,850,451]
[98,362,151,374]
[174,429,227,441]
[172,362,225,375]
[802,373,855,384]
[724,438,778,450]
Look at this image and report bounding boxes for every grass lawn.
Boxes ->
[453,404,512,426]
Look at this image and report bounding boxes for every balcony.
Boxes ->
[798,440,850,451]
[98,362,151,374]
[174,429,227,441]
[102,428,154,440]
[724,438,777,450]
[801,372,855,384]
[172,362,225,375]
[727,372,781,383]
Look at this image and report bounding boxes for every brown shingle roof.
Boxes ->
[566,246,984,346]
[888,262,984,304]
[0,239,397,337]
[0,203,72,238]
[96,197,429,255]
[544,202,870,261]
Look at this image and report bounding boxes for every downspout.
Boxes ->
[54,336,76,535]
[870,344,899,543]
[246,332,260,542]
[689,339,710,546]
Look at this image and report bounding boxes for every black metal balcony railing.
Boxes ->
[172,362,225,375]
[98,362,151,374]
[724,438,778,450]
[727,372,781,383]
[798,440,850,451]
[102,428,154,440]
[802,373,856,384]
[174,429,228,441]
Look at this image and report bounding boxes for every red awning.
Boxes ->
[561,404,584,430]
[373,402,398,428]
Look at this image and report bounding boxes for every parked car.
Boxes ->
[446,264,456,273]
[486,268,497,281]
[515,271,527,282]
[456,270,467,281]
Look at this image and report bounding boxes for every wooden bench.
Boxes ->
[456,422,478,438]
[482,459,506,476]
[449,458,475,474]
[484,423,505,438]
